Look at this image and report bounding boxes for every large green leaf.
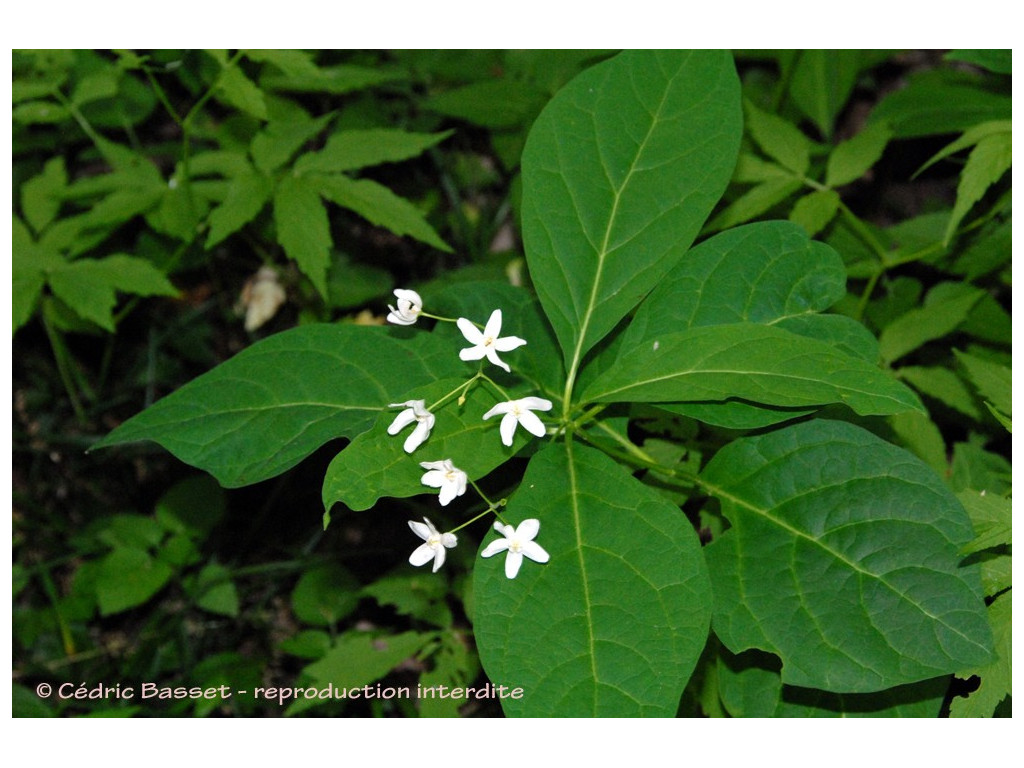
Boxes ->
[92,325,464,487]
[322,377,539,515]
[473,441,711,716]
[703,419,994,693]
[521,50,741,381]
[583,323,921,417]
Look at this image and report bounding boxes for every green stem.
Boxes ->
[448,502,507,535]
[42,307,88,424]
[478,372,513,402]
[426,373,481,411]
[419,311,460,324]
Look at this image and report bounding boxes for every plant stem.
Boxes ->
[41,306,88,425]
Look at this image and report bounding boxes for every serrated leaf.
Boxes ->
[274,174,331,296]
[474,441,712,716]
[243,49,319,78]
[717,648,947,717]
[424,78,547,129]
[703,419,994,693]
[956,489,1011,554]
[217,65,267,120]
[206,170,274,246]
[250,113,335,174]
[315,174,451,253]
[261,64,405,95]
[705,177,803,232]
[584,324,921,418]
[826,121,893,187]
[323,376,538,513]
[913,120,1010,179]
[294,129,452,175]
[745,99,811,174]
[288,630,434,715]
[521,50,741,377]
[788,189,840,236]
[21,156,67,233]
[788,50,864,140]
[898,365,983,420]
[944,131,1011,244]
[47,255,178,332]
[92,325,465,487]
[949,591,1011,717]
[945,50,1012,75]
[878,286,984,364]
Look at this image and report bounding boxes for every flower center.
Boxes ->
[483,335,494,347]
[427,534,441,548]
[509,538,523,553]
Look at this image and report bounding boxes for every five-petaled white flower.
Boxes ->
[387,289,423,325]
[481,519,550,579]
[482,397,553,446]
[457,309,526,373]
[387,399,435,453]
[407,517,458,573]
[419,459,468,506]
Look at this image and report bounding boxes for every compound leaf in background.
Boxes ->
[702,419,994,693]
[878,285,984,364]
[944,129,1012,244]
[521,50,741,378]
[473,441,711,716]
[294,128,452,175]
[825,120,893,187]
[949,591,1011,717]
[92,325,463,487]
[274,174,331,296]
[788,50,864,141]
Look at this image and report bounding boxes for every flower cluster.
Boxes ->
[384,290,552,579]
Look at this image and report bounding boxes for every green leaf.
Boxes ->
[949,591,1011,717]
[261,64,406,95]
[944,131,1012,244]
[954,351,1011,418]
[705,177,803,232]
[290,563,360,627]
[206,169,274,247]
[21,156,67,233]
[289,630,434,715]
[294,129,452,175]
[718,648,947,717]
[91,325,464,487]
[521,50,741,375]
[192,562,239,617]
[323,376,540,514]
[71,71,119,107]
[744,99,811,174]
[788,50,864,140]
[325,256,393,310]
[584,324,921,418]
[154,475,225,540]
[703,419,994,693]
[945,49,1012,75]
[217,65,267,120]
[825,121,893,187]
[95,547,173,615]
[913,120,1010,178]
[878,286,984,364]
[243,49,320,78]
[316,174,451,253]
[47,255,178,332]
[788,189,839,236]
[250,113,336,174]
[274,174,331,296]
[424,79,547,129]
[898,365,983,420]
[474,441,712,716]
[869,69,1011,138]
[362,572,452,628]
[956,490,1011,555]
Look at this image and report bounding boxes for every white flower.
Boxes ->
[482,397,553,446]
[456,309,526,373]
[408,517,458,573]
[387,399,435,453]
[387,289,423,325]
[240,266,287,331]
[481,519,550,579]
[419,459,468,506]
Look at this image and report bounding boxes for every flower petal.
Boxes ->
[505,550,524,579]
[483,309,503,338]
[404,419,432,453]
[387,408,416,435]
[457,317,483,345]
[409,542,435,567]
[431,545,447,572]
[516,409,547,438]
[419,460,447,471]
[438,482,458,506]
[420,470,446,489]
[484,347,511,373]
[482,402,512,421]
[519,397,553,412]
[521,540,550,564]
[481,538,510,558]
[408,519,432,540]
[499,411,518,446]
[516,518,541,541]
[459,345,488,362]
[492,335,527,352]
